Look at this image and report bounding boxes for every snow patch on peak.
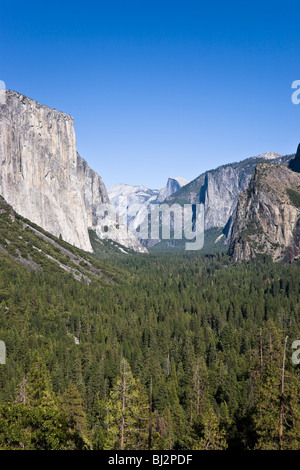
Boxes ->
[258,152,282,160]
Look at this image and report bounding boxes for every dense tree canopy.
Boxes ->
[0,247,300,449]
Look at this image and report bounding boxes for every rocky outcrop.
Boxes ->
[0,90,93,251]
[197,166,250,231]
[229,162,300,262]
[289,143,300,173]
[109,153,294,252]
[0,90,146,253]
[167,153,292,236]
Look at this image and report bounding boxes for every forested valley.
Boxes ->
[0,239,300,450]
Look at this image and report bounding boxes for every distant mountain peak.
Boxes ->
[257,151,282,160]
[108,177,189,234]
[167,176,189,185]
[157,177,189,202]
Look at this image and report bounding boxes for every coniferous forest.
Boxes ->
[0,230,300,450]
[2,0,300,456]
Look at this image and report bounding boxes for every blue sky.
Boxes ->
[1,0,300,189]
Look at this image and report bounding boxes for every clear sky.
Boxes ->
[1,0,300,189]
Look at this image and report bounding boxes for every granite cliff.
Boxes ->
[229,162,300,263]
[167,152,292,234]
[0,90,146,253]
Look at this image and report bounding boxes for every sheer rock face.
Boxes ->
[229,163,300,263]
[167,153,292,235]
[0,90,146,253]
[288,143,300,173]
[76,153,110,228]
[0,90,92,251]
[199,166,250,231]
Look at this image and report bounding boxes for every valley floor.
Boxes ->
[0,246,300,450]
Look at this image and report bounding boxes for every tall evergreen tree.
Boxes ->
[62,382,90,447]
[252,323,300,450]
[194,405,227,450]
[104,358,149,450]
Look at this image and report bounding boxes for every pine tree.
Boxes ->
[104,358,149,450]
[62,382,90,447]
[25,353,56,408]
[252,323,300,450]
[194,405,227,450]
